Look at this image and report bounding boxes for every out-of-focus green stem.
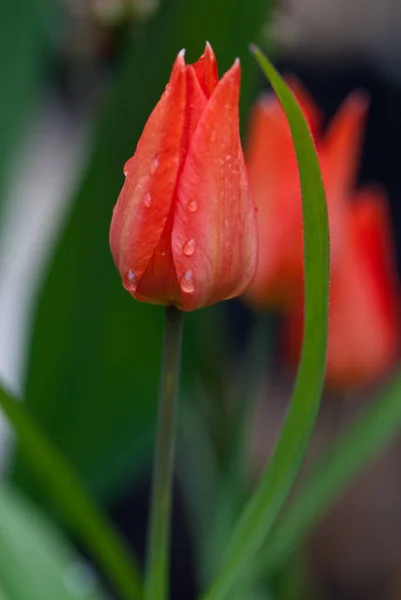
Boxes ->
[144,306,184,600]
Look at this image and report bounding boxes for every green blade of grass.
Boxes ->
[201,46,330,600]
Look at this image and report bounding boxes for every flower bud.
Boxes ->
[110,43,257,311]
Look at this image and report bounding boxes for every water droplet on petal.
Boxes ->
[137,175,148,190]
[180,270,195,293]
[144,192,152,207]
[150,156,159,174]
[210,131,216,142]
[123,158,133,176]
[254,206,259,214]
[124,269,138,292]
[183,238,196,256]
[188,200,198,212]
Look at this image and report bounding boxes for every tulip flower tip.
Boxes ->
[110,45,257,311]
[348,89,370,111]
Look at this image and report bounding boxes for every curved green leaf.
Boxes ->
[201,47,330,600]
[0,387,141,600]
[258,369,401,574]
[0,484,107,600]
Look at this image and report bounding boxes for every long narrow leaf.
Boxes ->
[258,369,401,573]
[201,47,330,600]
[0,387,141,600]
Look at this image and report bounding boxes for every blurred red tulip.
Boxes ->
[284,188,400,389]
[110,43,257,311]
[244,82,368,309]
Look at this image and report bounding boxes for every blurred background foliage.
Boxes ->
[0,483,107,600]
[2,0,401,599]
[0,0,48,210]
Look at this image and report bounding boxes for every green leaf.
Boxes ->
[0,386,141,600]
[0,0,47,210]
[201,47,330,600]
[15,0,270,502]
[258,369,401,575]
[0,483,107,600]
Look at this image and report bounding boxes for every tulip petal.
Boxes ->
[327,192,399,387]
[321,91,369,204]
[109,51,187,293]
[134,66,208,305]
[350,188,399,341]
[192,41,219,98]
[181,65,209,152]
[172,60,257,310]
[245,93,304,307]
[286,76,322,136]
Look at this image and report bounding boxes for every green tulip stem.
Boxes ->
[144,305,184,600]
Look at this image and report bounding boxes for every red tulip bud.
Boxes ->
[110,43,257,311]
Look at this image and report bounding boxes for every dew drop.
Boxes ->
[180,270,195,293]
[150,156,159,174]
[123,157,133,176]
[210,131,216,142]
[144,192,152,207]
[254,206,259,214]
[124,269,138,292]
[183,238,196,256]
[188,200,198,212]
[137,175,148,190]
